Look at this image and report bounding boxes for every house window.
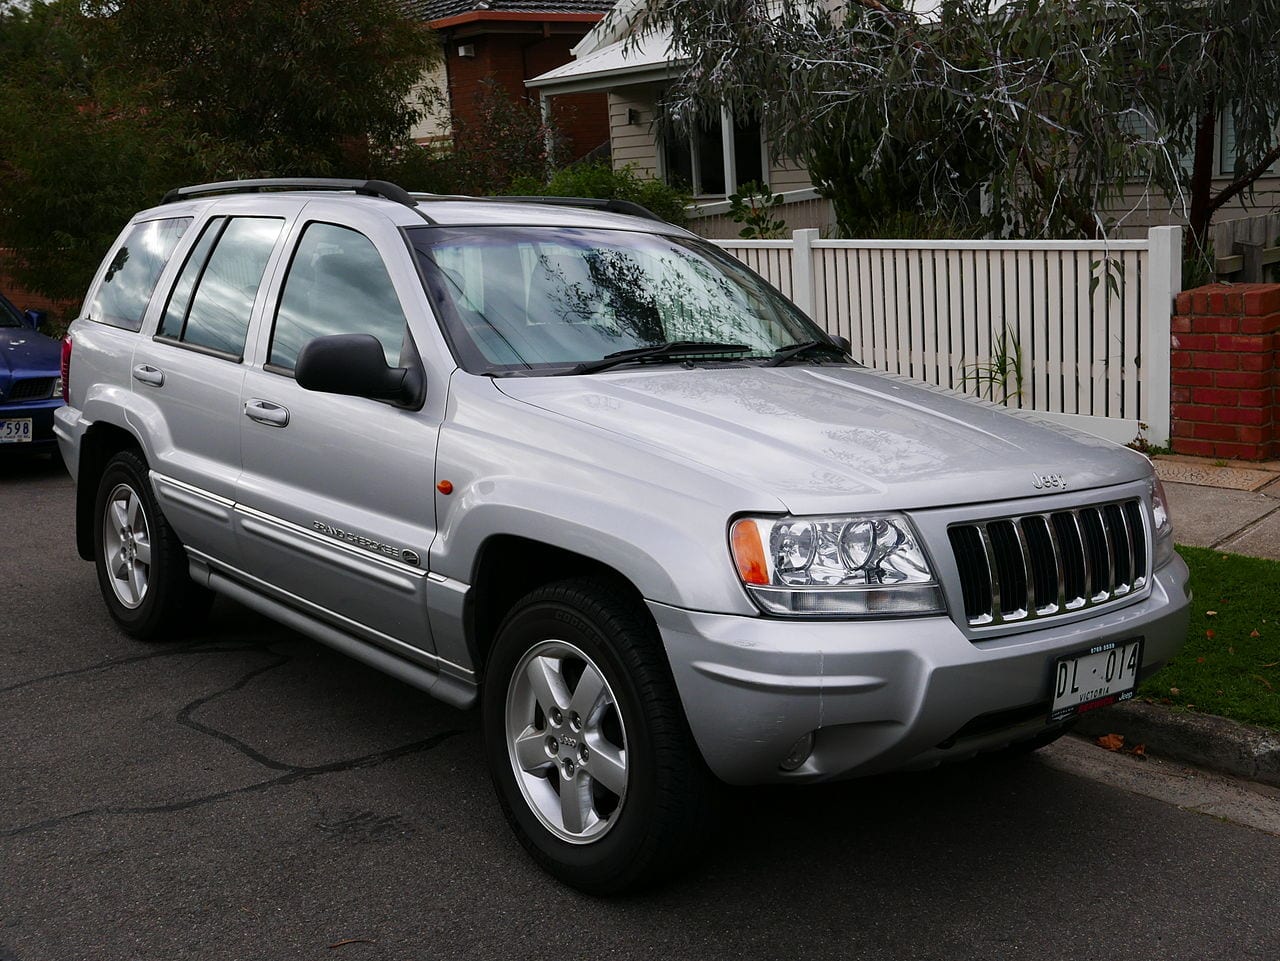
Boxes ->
[1219,111,1280,177]
[661,108,766,197]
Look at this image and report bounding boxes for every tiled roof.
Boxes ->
[407,0,616,23]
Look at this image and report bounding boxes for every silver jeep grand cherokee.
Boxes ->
[56,179,1190,892]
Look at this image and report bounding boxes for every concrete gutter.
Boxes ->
[1074,701,1280,789]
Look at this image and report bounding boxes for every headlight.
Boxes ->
[729,513,945,616]
[1151,478,1175,569]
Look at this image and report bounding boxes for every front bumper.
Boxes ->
[650,556,1191,785]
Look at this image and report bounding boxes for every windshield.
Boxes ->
[408,226,829,375]
[0,292,23,328]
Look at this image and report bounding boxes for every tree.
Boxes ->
[632,1,1280,250]
[0,0,438,303]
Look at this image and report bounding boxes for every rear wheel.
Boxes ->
[482,578,713,893]
[93,450,211,640]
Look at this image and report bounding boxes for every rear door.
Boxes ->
[128,202,294,565]
[234,201,443,665]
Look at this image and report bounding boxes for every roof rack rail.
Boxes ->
[159,178,423,212]
[408,192,669,225]
[494,196,668,224]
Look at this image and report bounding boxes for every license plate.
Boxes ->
[1049,639,1142,722]
[0,418,33,443]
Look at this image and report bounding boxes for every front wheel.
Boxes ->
[482,578,713,893]
[93,449,211,640]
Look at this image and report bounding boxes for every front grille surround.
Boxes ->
[946,497,1150,628]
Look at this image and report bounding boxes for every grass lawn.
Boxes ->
[1138,545,1280,731]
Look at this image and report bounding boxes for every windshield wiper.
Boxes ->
[564,341,752,375]
[764,339,848,367]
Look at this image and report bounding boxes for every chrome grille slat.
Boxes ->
[1042,514,1068,611]
[949,497,1150,628]
[976,524,1003,622]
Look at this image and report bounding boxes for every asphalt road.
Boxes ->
[3,456,1279,961]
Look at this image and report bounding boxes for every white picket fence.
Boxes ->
[717,227,1182,446]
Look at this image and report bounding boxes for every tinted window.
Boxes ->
[89,218,192,331]
[159,218,223,340]
[269,223,407,371]
[158,217,282,357]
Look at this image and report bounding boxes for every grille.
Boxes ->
[3,377,55,403]
[948,499,1148,627]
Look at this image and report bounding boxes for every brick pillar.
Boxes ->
[1171,284,1280,461]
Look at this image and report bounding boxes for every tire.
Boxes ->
[92,449,212,640]
[482,577,714,894]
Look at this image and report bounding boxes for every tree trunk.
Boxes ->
[1186,103,1218,257]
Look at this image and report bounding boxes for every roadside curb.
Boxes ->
[1073,701,1280,788]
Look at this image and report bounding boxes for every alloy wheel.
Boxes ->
[505,639,629,844]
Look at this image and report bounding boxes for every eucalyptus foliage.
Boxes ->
[631,0,1280,246]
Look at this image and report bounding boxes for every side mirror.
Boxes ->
[23,309,46,331]
[828,333,852,353]
[295,333,425,409]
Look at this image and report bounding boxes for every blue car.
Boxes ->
[1,290,63,455]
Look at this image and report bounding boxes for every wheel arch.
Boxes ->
[464,535,652,677]
[75,421,144,561]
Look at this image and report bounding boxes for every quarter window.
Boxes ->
[158,217,283,358]
[88,218,192,331]
[268,223,408,371]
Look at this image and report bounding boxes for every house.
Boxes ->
[529,0,1279,243]
[407,0,618,161]
[525,0,834,236]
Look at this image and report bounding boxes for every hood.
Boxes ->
[493,365,1153,514]
[0,326,61,377]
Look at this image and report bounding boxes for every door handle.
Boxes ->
[132,364,165,387]
[244,399,289,428]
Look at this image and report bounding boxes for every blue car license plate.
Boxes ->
[0,418,33,443]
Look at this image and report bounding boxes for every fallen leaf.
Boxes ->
[1160,697,1173,704]
[1206,610,1218,616]
[1229,646,1236,655]
[1262,661,1279,669]
[1252,630,1262,638]
[1096,733,1125,751]
[1255,675,1274,691]
[1170,687,1181,695]
[1205,629,1215,639]
[1196,657,1206,664]
[1129,743,1147,758]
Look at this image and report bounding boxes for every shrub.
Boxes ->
[510,162,691,226]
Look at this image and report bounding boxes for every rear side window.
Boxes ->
[268,222,407,371]
[88,218,192,331]
[157,217,283,359]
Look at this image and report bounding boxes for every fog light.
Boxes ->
[779,732,815,772]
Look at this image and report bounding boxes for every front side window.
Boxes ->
[89,217,192,331]
[268,223,408,371]
[409,225,822,375]
[157,216,283,358]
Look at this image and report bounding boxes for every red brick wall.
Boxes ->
[444,31,608,161]
[0,250,78,327]
[1171,283,1280,461]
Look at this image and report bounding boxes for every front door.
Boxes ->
[234,208,440,665]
